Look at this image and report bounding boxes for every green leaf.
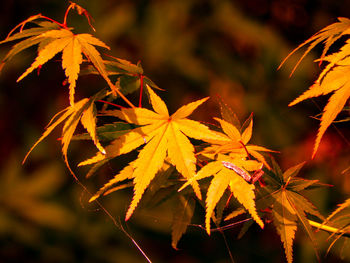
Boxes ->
[287,178,323,192]
[283,162,306,181]
[72,122,134,141]
[118,75,142,94]
[105,57,143,75]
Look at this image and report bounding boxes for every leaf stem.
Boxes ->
[63,3,74,28]
[81,50,135,108]
[97,100,125,109]
[39,15,66,28]
[308,220,350,238]
[104,76,135,108]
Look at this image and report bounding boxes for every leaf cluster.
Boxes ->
[1,3,350,263]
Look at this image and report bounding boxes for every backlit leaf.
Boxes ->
[62,36,83,105]
[85,86,227,220]
[180,158,264,234]
[80,103,105,154]
[205,169,231,234]
[281,18,350,158]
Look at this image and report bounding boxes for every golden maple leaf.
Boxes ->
[202,116,273,168]
[179,154,264,234]
[80,85,227,220]
[16,28,110,106]
[279,17,350,158]
[23,89,108,166]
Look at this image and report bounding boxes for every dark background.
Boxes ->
[0,0,349,262]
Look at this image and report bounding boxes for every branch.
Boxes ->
[308,220,350,238]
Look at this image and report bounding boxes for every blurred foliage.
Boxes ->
[0,0,349,262]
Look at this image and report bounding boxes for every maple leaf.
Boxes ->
[279,18,350,158]
[23,89,108,166]
[278,17,350,75]
[0,20,60,70]
[202,116,273,169]
[14,28,110,105]
[81,85,227,220]
[179,155,264,234]
[270,162,323,263]
[80,56,159,100]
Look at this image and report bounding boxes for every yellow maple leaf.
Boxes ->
[278,17,350,75]
[284,34,350,158]
[279,18,350,158]
[16,28,110,106]
[179,155,264,234]
[81,85,227,220]
[202,117,273,168]
[23,90,108,166]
